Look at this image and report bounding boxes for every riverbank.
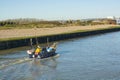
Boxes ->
[0,25,118,41]
[0,25,120,50]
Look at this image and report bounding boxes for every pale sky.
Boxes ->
[0,0,120,20]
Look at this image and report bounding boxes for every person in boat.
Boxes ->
[47,42,57,52]
[34,45,42,58]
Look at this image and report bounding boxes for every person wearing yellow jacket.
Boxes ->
[34,45,42,58]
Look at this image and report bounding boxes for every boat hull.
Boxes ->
[28,49,58,59]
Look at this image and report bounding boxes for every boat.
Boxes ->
[27,42,59,59]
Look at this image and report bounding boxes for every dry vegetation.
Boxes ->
[0,25,118,39]
[0,18,119,41]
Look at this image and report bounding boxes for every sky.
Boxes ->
[0,0,120,20]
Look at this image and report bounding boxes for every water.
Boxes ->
[1,31,120,80]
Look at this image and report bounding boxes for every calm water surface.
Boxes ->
[1,32,120,80]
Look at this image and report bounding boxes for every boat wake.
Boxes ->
[0,57,32,70]
[0,55,59,80]
[0,54,60,70]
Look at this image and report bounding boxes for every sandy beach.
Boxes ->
[0,25,117,39]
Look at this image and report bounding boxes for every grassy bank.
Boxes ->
[0,25,120,50]
[0,25,120,42]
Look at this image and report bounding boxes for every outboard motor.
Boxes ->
[27,49,34,58]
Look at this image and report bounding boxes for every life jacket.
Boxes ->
[35,48,42,55]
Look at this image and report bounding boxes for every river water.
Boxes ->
[1,31,120,80]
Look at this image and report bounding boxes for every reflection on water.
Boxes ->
[30,59,57,80]
[0,58,58,80]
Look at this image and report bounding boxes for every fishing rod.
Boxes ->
[30,38,34,49]
[34,27,39,46]
[35,37,39,46]
[47,37,49,47]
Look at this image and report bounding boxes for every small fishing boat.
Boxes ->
[27,42,59,59]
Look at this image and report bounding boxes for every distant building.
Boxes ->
[116,18,120,25]
[102,19,116,25]
[107,16,116,20]
[91,18,116,25]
